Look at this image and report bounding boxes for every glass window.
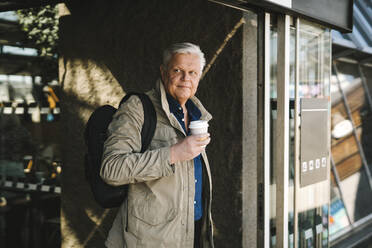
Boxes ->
[0,78,62,186]
[0,45,61,247]
[330,61,372,234]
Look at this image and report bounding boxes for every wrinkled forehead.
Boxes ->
[167,53,201,70]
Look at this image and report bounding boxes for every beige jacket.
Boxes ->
[101,80,214,248]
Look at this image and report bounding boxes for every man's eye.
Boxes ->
[173,69,181,73]
[190,71,198,76]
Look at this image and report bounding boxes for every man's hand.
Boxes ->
[170,134,211,164]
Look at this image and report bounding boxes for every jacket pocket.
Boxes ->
[149,126,179,150]
[129,190,177,226]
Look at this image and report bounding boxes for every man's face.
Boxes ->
[160,53,201,106]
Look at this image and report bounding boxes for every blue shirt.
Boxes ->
[166,94,203,221]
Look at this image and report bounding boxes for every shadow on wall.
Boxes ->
[59,0,243,247]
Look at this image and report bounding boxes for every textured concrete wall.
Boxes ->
[242,12,258,247]
[59,0,244,247]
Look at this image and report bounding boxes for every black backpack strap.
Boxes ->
[119,92,156,152]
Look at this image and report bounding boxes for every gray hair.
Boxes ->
[162,42,206,73]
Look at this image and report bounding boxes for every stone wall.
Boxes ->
[59,0,244,246]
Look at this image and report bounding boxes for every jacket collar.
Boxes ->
[156,79,212,123]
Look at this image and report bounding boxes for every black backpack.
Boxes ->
[84,93,157,208]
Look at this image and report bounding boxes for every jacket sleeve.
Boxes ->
[100,95,174,186]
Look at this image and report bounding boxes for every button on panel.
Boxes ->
[302,162,308,172]
[309,160,314,170]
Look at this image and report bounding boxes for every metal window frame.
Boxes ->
[264,12,271,248]
[293,16,300,248]
[275,13,291,248]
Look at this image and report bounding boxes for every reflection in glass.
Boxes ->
[329,193,350,236]
[298,23,330,99]
[331,61,372,234]
[0,78,62,247]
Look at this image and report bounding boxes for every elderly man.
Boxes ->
[101,42,214,248]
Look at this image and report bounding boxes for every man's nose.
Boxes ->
[182,72,191,81]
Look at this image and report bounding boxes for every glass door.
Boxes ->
[294,19,331,248]
[266,15,331,248]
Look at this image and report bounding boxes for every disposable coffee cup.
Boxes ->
[189,120,209,140]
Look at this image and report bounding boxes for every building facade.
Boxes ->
[1,0,371,247]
